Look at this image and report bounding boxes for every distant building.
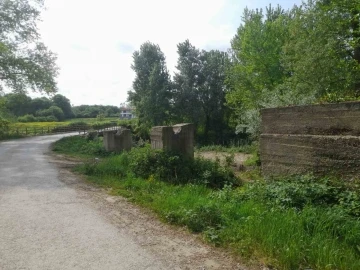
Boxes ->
[119,104,136,119]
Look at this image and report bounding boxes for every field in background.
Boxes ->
[1,117,133,138]
[9,117,120,129]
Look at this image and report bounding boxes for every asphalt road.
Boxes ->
[0,134,169,270]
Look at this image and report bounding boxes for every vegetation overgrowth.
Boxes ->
[0,118,137,141]
[196,144,256,154]
[53,136,360,269]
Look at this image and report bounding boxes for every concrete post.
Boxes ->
[150,123,195,158]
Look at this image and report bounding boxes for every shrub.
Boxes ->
[18,114,37,122]
[127,146,238,188]
[68,121,90,130]
[91,121,115,130]
[242,175,360,217]
[52,136,109,157]
[0,116,10,138]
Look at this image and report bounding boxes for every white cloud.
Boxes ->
[37,0,301,106]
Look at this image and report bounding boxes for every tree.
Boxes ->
[52,94,74,119]
[173,40,230,143]
[37,105,64,121]
[0,0,58,94]
[281,0,360,102]
[173,40,203,124]
[128,42,172,126]
[198,50,230,140]
[30,97,52,113]
[226,5,289,111]
[4,92,31,116]
[226,2,360,137]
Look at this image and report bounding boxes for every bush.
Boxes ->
[36,106,64,121]
[52,136,109,157]
[18,114,37,122]
[242,175,360,217]
[0,116,10,138]
[91,121,115,130]
[46,116,57,122]
[127,146,238,188]
[68,121,90,130]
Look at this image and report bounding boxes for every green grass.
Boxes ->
[52,136,110,158]
[82,174,360,270]
[53,136,360,270]
[3,118,135,138]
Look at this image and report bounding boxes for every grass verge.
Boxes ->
[53,136,360,270]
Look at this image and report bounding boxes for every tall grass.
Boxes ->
[53,136,360,270]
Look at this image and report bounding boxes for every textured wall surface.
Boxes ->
[150,123,194,158]
[260,101,360,179]
[103,129,132,152]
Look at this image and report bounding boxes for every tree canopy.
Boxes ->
[226,0,360,136]
[128,42,172,127]
[0,0,58,94]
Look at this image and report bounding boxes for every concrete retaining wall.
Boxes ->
[260,101,360,179]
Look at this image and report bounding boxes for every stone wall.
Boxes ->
[150,123,194,158]
[260,101,360,179]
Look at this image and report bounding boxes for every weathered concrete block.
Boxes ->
[172,123,195,158]
[260,101,360,180]
[150,123,194,158]
[150,126,174,151]
[260,134,360,179]
[103,128,132,152]
[261,101,360,136]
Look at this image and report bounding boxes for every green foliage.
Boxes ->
[226,1,360,138]
[52,94,74,119]
[17,114,36,123]
[72,105,121,118]
[3,93,32,116]
[53,136,360,269]
[96,113,105,121]
[0,115,10,138]
[2,92,75,121]
[196,143,256,154]
[53,136,238,189]
[36,105,65,121]
[126,145,237,188]
[83,172,360,270]
[244,175,360,217]
[128,42,172,126]
[0,0,58,94]
[52,136,109,157]
[67,121,90,129]
[173,40,231,144]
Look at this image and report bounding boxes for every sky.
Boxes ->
[37,0,302,106]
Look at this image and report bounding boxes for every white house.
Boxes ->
[119,104,136,119]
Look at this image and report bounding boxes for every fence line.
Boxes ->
[6,125,121,137]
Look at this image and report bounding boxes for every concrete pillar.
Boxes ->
[103,129,132,152]
[172,123,194,158]
[150,123,194,158]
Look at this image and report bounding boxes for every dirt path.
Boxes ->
[0,135,254,270]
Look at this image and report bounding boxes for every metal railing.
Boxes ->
[5,124,121,137]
